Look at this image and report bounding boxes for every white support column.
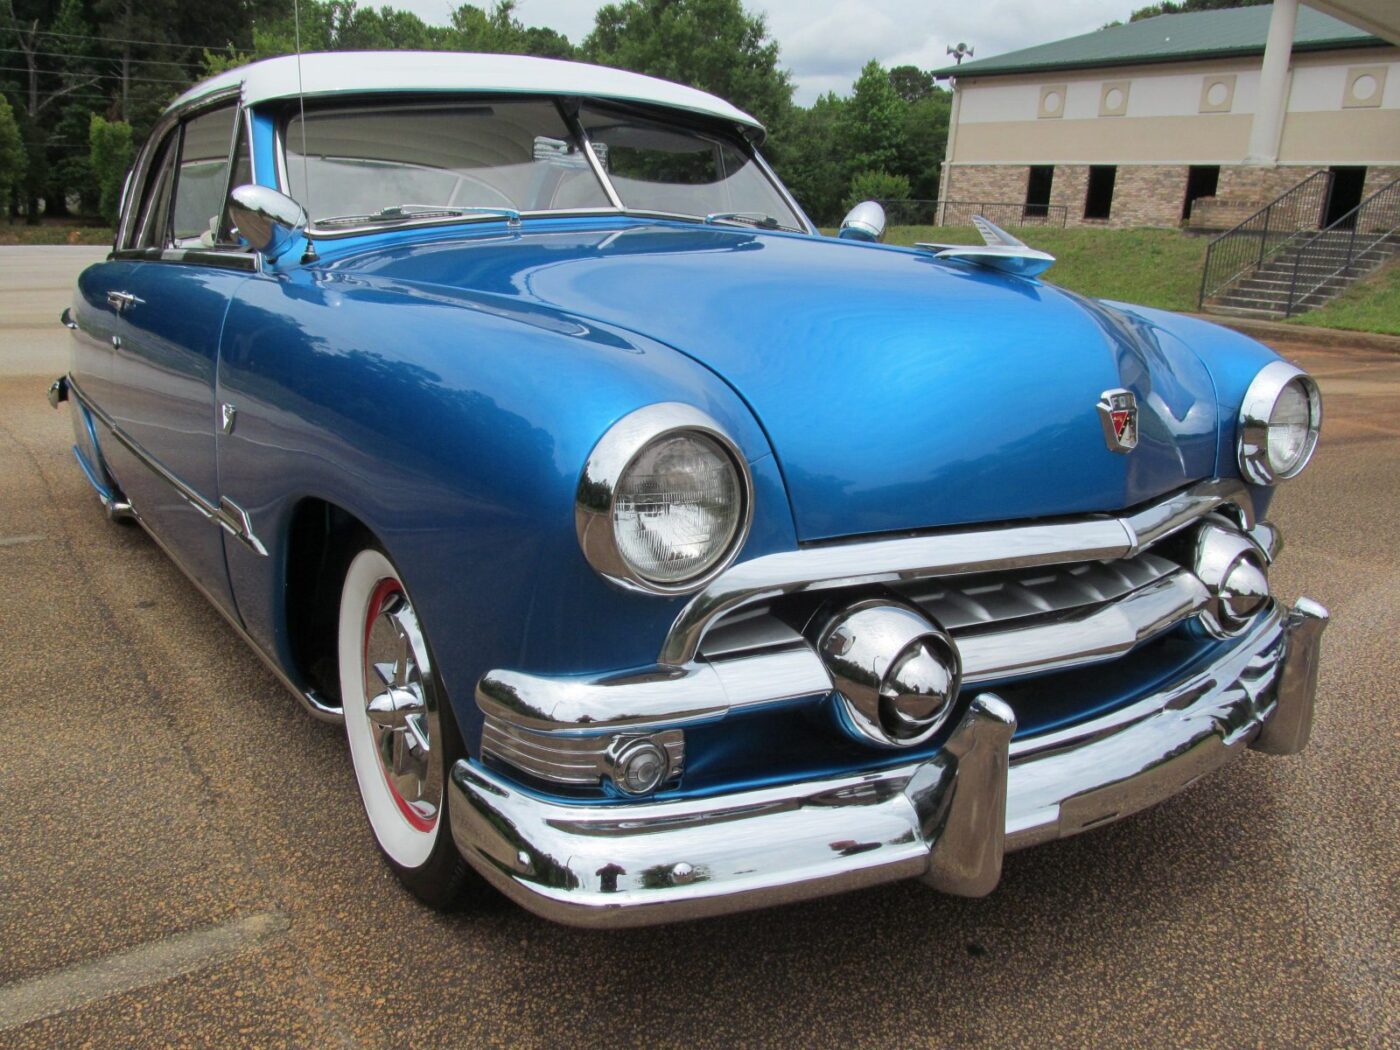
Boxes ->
[1244,0,1299,165]
[938,81,964,225]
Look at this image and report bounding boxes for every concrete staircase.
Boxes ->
[1206,229,1400,319]
[1200,172,1400,320]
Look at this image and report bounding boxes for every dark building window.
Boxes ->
[1024,165,1054,218]
[1182,165,1220,220]
[1084,165,1117,220]
[1325,166,1366,228]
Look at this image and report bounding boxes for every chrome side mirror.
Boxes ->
[227,184,308,262]
[838,201,886,243]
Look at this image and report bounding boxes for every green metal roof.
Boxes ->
[931,6,1385,79]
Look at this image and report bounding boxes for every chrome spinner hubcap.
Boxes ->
[363,582,442,831]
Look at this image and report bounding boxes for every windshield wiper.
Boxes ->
[317,204,522,228]
[704,211,784,230]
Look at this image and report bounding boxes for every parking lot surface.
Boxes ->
[0,246,1395,1048]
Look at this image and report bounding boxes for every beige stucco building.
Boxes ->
[932,2,1400,228]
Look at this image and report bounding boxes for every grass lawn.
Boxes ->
[883,225,1400,336]
[1288,258,1400,336]
[0,224,114,245]
[885,225,1209,314]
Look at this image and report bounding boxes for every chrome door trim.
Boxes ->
[65,375,268,557]
[658,478,1254,666]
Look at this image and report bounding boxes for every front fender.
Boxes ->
[216,267,794,746]
[1098,302,1284,520]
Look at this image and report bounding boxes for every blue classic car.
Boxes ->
[51,51,1328,927]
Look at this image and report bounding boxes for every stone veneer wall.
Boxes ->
[940,163,1360,229]
[940,162,1400,228]
[1362,166,1400,199]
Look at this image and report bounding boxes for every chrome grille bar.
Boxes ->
[659,479,1252,666]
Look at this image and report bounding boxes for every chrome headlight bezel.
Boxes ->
[575,403,754,595]
[1237,361,1322,484]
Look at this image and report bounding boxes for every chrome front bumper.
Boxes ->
[448,598,1328,927]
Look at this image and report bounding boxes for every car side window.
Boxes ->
[131,133,178,251]
[171,105,239,248]
[217,121,252,244]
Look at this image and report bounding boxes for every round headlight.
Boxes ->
[1238,362,1321,484]
[576,404,752,594]
[613,432,743,584]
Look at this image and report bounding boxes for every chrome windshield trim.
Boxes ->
[658,478,1253,667]
[66,376,268,557]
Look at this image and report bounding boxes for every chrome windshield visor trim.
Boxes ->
[450,600,1321,926]
[659,478,1253,667]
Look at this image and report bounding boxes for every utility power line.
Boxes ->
[0,63,191,85]
[0,45,205,70]
[2,25,240,53]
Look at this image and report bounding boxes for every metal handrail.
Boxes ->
[1284,174,1400,317]
[1197,170,1332,308]
[877,199,1069,229]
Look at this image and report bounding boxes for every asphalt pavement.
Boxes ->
[0,246,1395,1048]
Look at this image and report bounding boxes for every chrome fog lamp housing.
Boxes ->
[1193,518,1271,638]
[818,601,962,748]
[1238,361,1322,484]
[576,403,753,594]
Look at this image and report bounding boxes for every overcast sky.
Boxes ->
[392,0,1132,103]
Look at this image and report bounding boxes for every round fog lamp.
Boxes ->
[612,739,668,796]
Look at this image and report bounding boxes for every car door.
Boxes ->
[99,101,258,615]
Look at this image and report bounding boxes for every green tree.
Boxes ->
[583,0,793,133]
[888,65,934,102]
[768,90,847,225]
[844,169,910,211]
[1128,0,1267,21]
[89,114,134,226]
[844,60,904,176]
[0,96,26,223]
[894,88,951,200]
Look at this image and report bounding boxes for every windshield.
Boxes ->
[285,100,611,225]
[281,97,802,232]
[578,104,802,230]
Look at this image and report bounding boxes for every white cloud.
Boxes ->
[386,0,1134,104]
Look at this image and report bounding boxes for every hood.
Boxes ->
[322,222,1219,541]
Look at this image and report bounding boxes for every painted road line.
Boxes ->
[0,911,288,1032]
[0,535,44,547]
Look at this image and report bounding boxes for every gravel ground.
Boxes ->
[0,247,1395,1049]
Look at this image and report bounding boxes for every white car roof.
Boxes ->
[168,51,765,139]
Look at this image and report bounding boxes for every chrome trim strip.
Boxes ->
[66,376,269,558]
[450,600,1318,926]
[481,721,684,788]
[478,567,1213,738]
[959,570,1208,684]
[751,149,818,236]
[659,478,1253,666]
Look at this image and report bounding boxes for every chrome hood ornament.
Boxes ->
[917,215,1056,277]
[1097,388,1139,453]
